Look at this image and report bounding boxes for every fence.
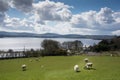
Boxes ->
[0,52,25,59]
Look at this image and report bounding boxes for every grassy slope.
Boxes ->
[0,56,120,80]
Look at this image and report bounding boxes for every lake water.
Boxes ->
[0,37,101,51]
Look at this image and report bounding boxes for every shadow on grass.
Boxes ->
[76,71,81,72]
[74,70,81,73]
[83,67,96,70]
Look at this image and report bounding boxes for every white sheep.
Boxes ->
[84,58,89,63]
[85,62,93,69]
[21,64,27,71]
[110,54,113,57]
[74,65,80,72]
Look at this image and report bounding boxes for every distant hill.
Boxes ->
[0,31,116,40]
[0,31,39,37]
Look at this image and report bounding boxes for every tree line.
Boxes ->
[24,39,83,57]
[89,36,120,52]
[23,36,120,57]
[0,36,120,58]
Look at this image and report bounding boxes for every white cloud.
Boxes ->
[3,15,34,32]
[71,11,97,28]
[96,7,115,24]
[0,0,120,35]
[33,22,72,34]
[112,30,120,35]
[32,21,99,35]
[71,7,120,32]
[32,0,72,24]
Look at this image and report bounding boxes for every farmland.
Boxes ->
[0,56,120,80]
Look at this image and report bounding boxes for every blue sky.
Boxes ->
[51,0,120,12]
[0,0,120,35]
[8,0,120,16]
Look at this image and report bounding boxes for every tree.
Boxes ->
[41,39,61,56]
[90,37,120,52]
[73,40,83,51]
[62,40,83,53]
[25,49,41,57]
[8,49,14,53]
[8,49,14,58]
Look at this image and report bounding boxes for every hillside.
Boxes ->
[0,31,116,40]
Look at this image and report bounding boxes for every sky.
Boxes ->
[0,0,120,35]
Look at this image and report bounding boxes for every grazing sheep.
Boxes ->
[110,54,113,57]
[85,62,93,69]
[74,65,80,72]
[84,58,89,63]
[21,64,27,71]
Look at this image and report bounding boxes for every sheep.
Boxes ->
[74,65,80,72]
[110,54,113,57]
[84,58,89,63]
[85,62,93,70]
[21,64,27,71]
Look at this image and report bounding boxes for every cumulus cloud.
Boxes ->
[33,21,98,35]
[32,0,72,24]
[10,0,33,12]
[71,7,120,32]
[0,0,9,24]
[3,15,34,32]
[71,11,97,28]
[0,0,120,35]
[96,7,115,24]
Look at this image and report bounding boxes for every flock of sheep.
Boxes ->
[74,58,93,72]
[21,58,40,71]
[21,58,94,72]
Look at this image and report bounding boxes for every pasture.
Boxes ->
[0,56,120,80]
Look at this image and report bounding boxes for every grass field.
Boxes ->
[0,56,120,80]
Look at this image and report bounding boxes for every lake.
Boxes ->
[0,37,101,51]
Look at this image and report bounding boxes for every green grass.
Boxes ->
[0,56,120,80]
